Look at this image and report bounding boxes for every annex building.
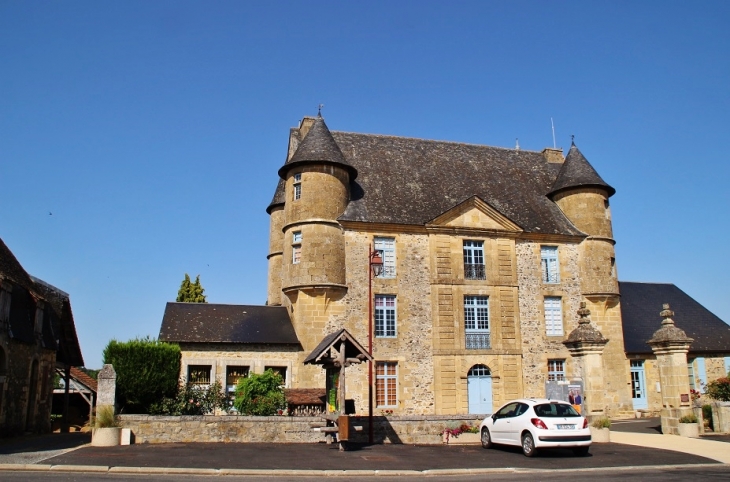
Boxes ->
[160,115,730,418]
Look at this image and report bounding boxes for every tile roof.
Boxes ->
[619,281,730,354]
[159,303,300,345]
[268,122,607,236]
[69,366,98,393]
[548,143,615,198]
[278,116,358,181]
[284,388,325,406]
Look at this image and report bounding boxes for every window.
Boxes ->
[374,237,396,278]
[188,365,212,386]
[548,359,565,381]
[541,246,559,283]
[376,362,397,407]
[544,296,563,336]
[293,173,302,200]
[292,231,302,264]
[463,240,485,280]
[226,366,249,393]
[725,357,730,376]
[375,295,396,337]
[464,296,490,349]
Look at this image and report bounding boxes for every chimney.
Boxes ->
[542,147,564,164]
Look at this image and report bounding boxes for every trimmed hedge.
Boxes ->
[102,337,181,413]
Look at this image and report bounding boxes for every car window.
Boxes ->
[514,403,529,416]
[534,403,580,417]
[495,402,519,418]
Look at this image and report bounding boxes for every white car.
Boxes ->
[479,398,592,457]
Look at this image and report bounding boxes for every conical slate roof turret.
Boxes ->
[266,178,286,214]
[548,142,615,198]
[277,116,357,181]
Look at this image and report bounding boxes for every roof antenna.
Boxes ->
[515,138,520,151]
[318,104,324,117]
[551,118,557,149]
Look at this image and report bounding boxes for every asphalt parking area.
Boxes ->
[42,441,717,471]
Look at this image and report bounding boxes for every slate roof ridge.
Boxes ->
[620,280,676,286]
[167,301,280,308]
[333,130,545,155]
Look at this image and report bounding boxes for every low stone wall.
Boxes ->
[118,414,483,445]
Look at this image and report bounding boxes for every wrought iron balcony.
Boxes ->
[465,332,491,350]
[464,263,486,280]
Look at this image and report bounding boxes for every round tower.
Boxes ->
[548,142,617,297]
[266,178,286,306]
[274,116,357,388]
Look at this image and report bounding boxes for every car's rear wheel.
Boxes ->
[573,446,590,457]
[480,427,492,449]
[521,432,537,457]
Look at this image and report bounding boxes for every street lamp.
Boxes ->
[368,247,383,444]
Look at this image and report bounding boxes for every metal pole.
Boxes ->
[368,246,374,444]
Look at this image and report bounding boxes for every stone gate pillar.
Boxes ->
[563,302,609,420]
[647,304,693,435]
[97,364,117,413]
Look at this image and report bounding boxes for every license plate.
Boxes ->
[557,424,575,430]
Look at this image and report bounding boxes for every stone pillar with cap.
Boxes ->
[97,364,117,413]
[647,304,694,435]
[563,301,609,420]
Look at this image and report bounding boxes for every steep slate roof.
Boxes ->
[278,116,358,181]
[620,281,730,354]
[269,122,596,236]
[0,237,36,292]
[31,276,85,366]
[159,303,300,345]
[548,143,616,198]
[266,177,286,214]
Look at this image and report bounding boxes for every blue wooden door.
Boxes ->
[468,365,493,414]
[630,360,648,410]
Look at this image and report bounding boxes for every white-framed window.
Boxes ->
[464,296,490,349]
[544,296,563,336]
[292,231,302,264]
[375,295,396,337]
[293,173,302,200]
[374,237,396,278]
[265,366,288,387]
[541,246,559,283]
[548,359,565,381]
[188,365,212,386]
[376,362,397,407]
[226,366,249,394]
[463,240,485,280]
[688,358,707,392]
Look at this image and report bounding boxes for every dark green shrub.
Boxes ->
[149,380,229,415]
[705,377,730,402]
[234,369,286,416]
[102,337,181,413]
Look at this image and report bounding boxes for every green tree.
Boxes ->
[705,377,730,402]
[234,369,286,416]
[102,337,181,413]
[176,273,207,303]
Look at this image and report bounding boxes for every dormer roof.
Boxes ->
[548,143,615,198]
[277,116,358,181]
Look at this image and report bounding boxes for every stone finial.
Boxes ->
[647,303,693,347]
[97,364,117,408]
[564,301,608,346]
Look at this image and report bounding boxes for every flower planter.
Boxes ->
[92,427,121,446]
[590,427,610,443]
[677,422,699,438]
[443,431,480,445]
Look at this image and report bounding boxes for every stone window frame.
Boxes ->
[264,365,290,388]
[464,295,490,350]
[374,237,396,279]
[182,358,217,388]
[540,245,559,284]
[547,359,565,381]
[463,240,486,280]
[293,173,302,201]
[225,365,250,394]
[292,231,302,264]
[543,296,564,337]
[375,361,398,408]
[374,294,397,338]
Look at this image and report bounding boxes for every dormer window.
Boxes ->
[293,173,302,200]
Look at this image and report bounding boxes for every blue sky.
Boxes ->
[2,1,728,368]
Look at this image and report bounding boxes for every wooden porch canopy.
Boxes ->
[304,329,372,367]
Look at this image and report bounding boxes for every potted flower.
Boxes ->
[442,422,480,444]
[678,413,699,438]
[90,405,121,446]
[590,417,611,443]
